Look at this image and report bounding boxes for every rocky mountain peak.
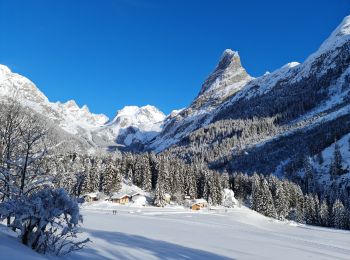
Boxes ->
[192,49,252,110]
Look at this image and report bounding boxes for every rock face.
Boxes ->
[147,49,252,152]
[193,49,252,110]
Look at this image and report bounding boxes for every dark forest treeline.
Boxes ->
[47,152,228,207]
[233,173,350,229]
[48,148,350,230]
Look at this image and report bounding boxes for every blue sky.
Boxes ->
[0,0,349,118]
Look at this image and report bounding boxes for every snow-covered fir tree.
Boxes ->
[332,199,347,229]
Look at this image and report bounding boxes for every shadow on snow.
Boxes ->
[72,228,233,260]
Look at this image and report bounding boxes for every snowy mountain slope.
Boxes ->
[0,65,166,151]
[147,15,350,182]
[310,133,350,191]
[0,65,108,136]
[210,15,350,172]
[0,66,107,152]
[68,206,350,260]
[147,15,350,156]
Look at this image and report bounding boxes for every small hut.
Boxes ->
[111,193,130,204]
[190,198,208,210]
[83,192,99,203]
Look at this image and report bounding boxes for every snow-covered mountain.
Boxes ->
[146,15,350,155]
[92,105,165,150]
[0,65,108,136]
[0,65,166,151]
[1,15,350,162]
[149,14,350,189]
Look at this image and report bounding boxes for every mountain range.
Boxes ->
[1,15,350,182]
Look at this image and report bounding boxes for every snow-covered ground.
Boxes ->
[1,203,349,259]
[0,225,45,260]
[63,203,350,260]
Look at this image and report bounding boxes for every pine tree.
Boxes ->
[251,174,261,211]
[233,173,248,201]
[304,194,317,225]
[274,182,289,220]
[330,142,343,178]
[303,157,316,194]
[221,171,230,190]
[96,158,106,192]
[319,199,330,227]
[252,175,276,218]
[211,173,223,205]
[314,195,320,225]
[202,169,212,204]
[332,199,346,229]
[261,179,277,218]
[141,159,152,192]
[104,158,122,194]
[154,171,166,207]
[185,165,197,199]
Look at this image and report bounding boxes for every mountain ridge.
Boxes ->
[0,15,349,161]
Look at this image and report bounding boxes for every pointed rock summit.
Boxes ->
[192,49,252,110]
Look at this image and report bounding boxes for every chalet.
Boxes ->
[191,204,202,210]
[190,198,208,210]
[83,192,99,203]
[111,193,130,204]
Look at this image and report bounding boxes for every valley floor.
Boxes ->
[66,203,350,260]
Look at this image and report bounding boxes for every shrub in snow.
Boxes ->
[0,188,89,255]
[222,189,237,208]
[132,195,147,206]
